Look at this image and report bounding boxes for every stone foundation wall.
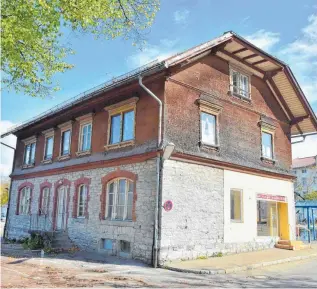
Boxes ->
[6,159,157,264]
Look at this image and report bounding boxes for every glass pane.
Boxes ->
[30,143,36,163]
[230,190,242,221]
[201,112,216,145]
[116,206,124,220]
[240,74,249,97]
[62,130,71,155]
[119,179,126,194]
[257,200,278,236]
[262,132,273,159]
[110,114,121,144]
[107,206,113,218]
[127,192,133,206]
[128,181,133,193]
[45,137,53,159]
[126,205,132,220]
[123,111,135,141]
[81,124,92,151]
[24,145,31,164]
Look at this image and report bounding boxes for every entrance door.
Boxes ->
[56,186,67,230]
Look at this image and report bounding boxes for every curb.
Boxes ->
[162,253,317,275]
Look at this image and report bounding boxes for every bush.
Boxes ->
[22,233,44,250]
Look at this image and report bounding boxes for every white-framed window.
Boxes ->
[24,142,36,165]
[230,189,243,222]
[262,131,273,159]
[77,184,87,218]
[19,187,31,215]
[61,129,71,156]
[201,112,217,146]
[79,123,92,152]
[41,187,50,214]
[110,110,135,145]
[106,178,133,221]
[44,136,54,160]
[230,67,250,99]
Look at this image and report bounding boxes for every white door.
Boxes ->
[56,186,67,230]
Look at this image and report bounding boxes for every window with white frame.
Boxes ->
[19,187,31,215]
[79,123,92,152]
[230,189,243,222]
[77,185,87,218]
[41,187,50,214]
[262,131,273,159]
[201,112,217,146]
[24,142,36,165]
[230,67,250,99]
[106,178,133,221]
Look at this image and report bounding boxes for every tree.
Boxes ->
[305,191,317,201]
[0,182,9,206]
[1,0,160,97]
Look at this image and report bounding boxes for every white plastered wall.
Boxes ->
[224,170,295,243]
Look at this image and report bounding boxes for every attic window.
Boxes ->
[229,66,251,100]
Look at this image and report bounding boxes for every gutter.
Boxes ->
[138,76,162,268]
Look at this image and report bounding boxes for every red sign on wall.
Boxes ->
[163,200,173,212]
[257,193,287,202]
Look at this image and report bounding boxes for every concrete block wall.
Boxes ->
[6,159,157,264]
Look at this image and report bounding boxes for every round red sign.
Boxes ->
[163,200,173,212]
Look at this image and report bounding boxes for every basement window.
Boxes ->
[120,240,131,253]
[102,238,114,250]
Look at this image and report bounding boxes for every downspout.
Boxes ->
[138,76,162,268]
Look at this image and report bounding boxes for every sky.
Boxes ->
[1,0,317,178]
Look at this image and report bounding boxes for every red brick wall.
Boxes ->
[165,54,292,172]
[13,77,164,172]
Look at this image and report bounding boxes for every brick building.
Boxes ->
[3,32,317,265]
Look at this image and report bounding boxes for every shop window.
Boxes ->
[257,200,279,237]
[230,189,243,222]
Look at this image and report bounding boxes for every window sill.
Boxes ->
[41,159,53,165]
[228,90,252,103]
[261,156,276,165]
[57,154,71,161]
[22,164,35,169]
[230,219,244,223]
[199,142,220,151]
[101,219,134,227]
[104,140,134,151]
[76,150,91,157]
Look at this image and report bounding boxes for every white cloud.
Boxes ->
[0,120,17,179]
[127,38,179,68]
[292,135,317,159]
[174,9,189,25]
[245,30,280,52]
[279,14,317,103]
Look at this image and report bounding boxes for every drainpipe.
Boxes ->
[138,76,163,268]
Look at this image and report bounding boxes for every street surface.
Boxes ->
[1,254,317,288]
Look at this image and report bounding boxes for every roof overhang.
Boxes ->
[2,31,317,138]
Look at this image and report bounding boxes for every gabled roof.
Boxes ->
[292,156,317,169]
[2,31,317,138]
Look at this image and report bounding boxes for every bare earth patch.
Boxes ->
[1,256,150,288]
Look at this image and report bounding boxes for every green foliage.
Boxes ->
[2,0,160,97]
[0,182,9,206]
[196,255,207,260]
[305,191,317,200]
[21,233,45,250]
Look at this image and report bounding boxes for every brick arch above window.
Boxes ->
[73,175,91,218]
[38,180,52,215]
[16,182,34,215]
[100,170,138,221]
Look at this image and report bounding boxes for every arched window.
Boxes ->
[40,187,50,215]
[106,178,133,221]
[77,185,87,218]
[19,187,31,215]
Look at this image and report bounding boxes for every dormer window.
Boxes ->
[230,66,251,99]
